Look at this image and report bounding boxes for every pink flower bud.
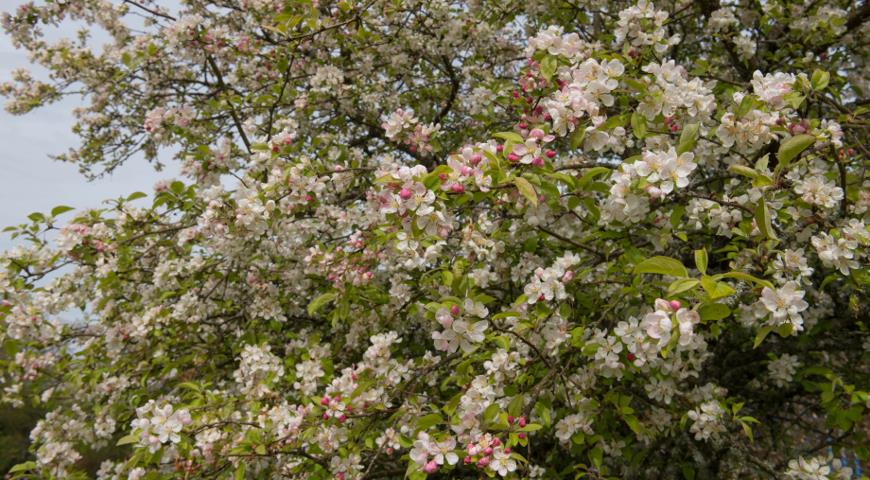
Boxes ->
[387,447,394,455]
[470,153,482,165]
[399,188,412,200]
[321,396,330,406]
[477,457,491,467]
[496,144,504,152]
[491,438,501,446]
[504,447,511,454]
[450,305,460,316]
[438,173,448,181]
[518,432,526,439]
[322,413,329,420]
[532,157,544,167]
[336,473,345,480]
[518,122,528,130]
[338,414,347,423]
[423,460,438,474]
[508,153,520,162]
[545,149,556,158]
[460,166,473,176]
[670,300,681,310]
[562,270,574,282]
[518,416,527,427]
[507,415,514,424]
[484,447,493,456]
[451,183,465,193]
[464,456,472,464]
[529,128,545,140]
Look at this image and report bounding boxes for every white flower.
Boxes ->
[675,308,700,346]
[751,71,795,110]
[642,310,672,345]
[768,353,800,387]
[758,281,809,331]
[785,456,831,480]
[687,400,725,441]
[450,319,488,352]
[794,175,843,209]
[490,446,518,476]
[811,233,859,275]
[130,401,192,452]
[555,412,593,443]
[635,147,697,194]
[432,438,458,466]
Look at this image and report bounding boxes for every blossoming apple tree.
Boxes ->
[1,0,869,478]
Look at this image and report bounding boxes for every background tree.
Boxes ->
[1,0,869,479]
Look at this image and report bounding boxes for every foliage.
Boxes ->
[1,0,869,479]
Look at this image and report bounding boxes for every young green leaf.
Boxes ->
[634,256,689,278]
[777,134,815,167]
[514,177,539,207]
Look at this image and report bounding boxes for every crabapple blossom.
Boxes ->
[1,1,868,479]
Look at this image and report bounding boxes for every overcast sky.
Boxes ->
[0,1,179,251]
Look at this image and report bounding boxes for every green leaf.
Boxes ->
[753,326,772,348]
[589,445,603,469]
[570,127,586,149]
[235,463,246,480]
[634,256,689,278]
[677,122,700,155]
[116,432,140,446]
[720,271,774,289]
[777,134,815,167]
[127,191,148,201]
[811,69,830,91]
[741,420,755,442]
[8,461,37,473]
[493,131,524,144]
[51,205,75,217]
[508,395,524,417]
[754,201,777,240]
[668,278,700,296]
[514,177,538,207]
[728,164,759,179]
[577,167,611,187]
[307,292,337,316]
[534,401,551,428]
[698,303,731,322]
[631,112,647,139]
[623,77,646,93]
[682,465,696,480]
[27,212,45,223]
[736,94,755,117]
[416,413,442,431]
[540,56,558,81]
[624,415,644,435]
[694,249,708,275]
[483,403,500,423]
[700,276,735,300]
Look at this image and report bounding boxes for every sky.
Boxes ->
[0,1,179,251]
